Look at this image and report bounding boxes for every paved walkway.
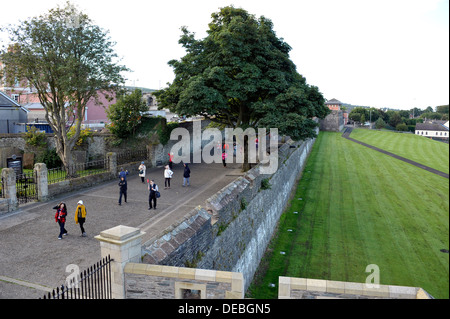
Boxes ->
[342,127,449,179]
[0,161,243,299]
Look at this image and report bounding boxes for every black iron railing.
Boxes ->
[41,255,113,299]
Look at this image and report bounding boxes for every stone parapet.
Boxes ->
[124,263,244,299]
[278,276,433,299]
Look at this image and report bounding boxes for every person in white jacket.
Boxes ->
[138,161,146,183]
[164,165,173,189]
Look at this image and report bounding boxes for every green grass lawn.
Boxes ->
[350,129,449,174]
[247,131,449,299]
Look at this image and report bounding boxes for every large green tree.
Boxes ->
[0,2,128,175]
[106,89,148,139]
[155,6,329,170]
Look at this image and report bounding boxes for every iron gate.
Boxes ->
[16,171,38,204]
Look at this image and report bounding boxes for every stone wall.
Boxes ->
[278,276,433,299]
[319,110,344,132]
[124,263,244,299]
[141,133,317,292]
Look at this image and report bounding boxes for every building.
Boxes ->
[415,122,449,139]
[0,91,29,133]
[319,98,347,132]
[325,98,343,110]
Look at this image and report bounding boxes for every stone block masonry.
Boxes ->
[140,133,317,293]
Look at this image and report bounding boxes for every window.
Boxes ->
[175,282,206,299]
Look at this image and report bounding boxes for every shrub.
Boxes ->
[36,148,62,169]
[24,126,47,147]
[261,178,272,190]
[396,123,408,131]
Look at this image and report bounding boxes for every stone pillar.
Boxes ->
[107,152,117,177]
[1,168,18,211]
[95,225,145,299]
[34,163,48,202]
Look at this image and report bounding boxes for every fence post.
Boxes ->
[1,168,18,211]
[95,225,145,299]
[34,163,48,202]
[107,152,117,178]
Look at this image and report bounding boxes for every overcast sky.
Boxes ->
[1,0,448,110]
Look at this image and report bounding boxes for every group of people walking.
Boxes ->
[53,200,87,240]
[53,158,192,239]
[116,158,191,210]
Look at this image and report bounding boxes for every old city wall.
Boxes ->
[141,132,316,292]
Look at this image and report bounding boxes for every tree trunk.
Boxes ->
[242,134,252,172]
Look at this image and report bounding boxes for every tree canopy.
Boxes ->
[0,1,128,174]
[154,6,329,141]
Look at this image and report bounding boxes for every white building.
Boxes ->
[415,122,449,139]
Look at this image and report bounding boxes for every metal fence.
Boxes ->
[47,150,147,184]
[116,149,147,166]
[41,255,113,299]
[47,158,110,184]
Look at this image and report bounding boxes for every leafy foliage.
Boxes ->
[106,89,148,138]
[154,6,329,141]
[0,1,128,175]
[24,126,47,147]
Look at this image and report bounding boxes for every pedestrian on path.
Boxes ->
[182,163,190,187]
[74,200,87,237]
[168,152,174,170]
[53,202,68,239]
[148,179,159,210]
[164,165,173,189]
[222,150,228,167]
[138,161,146,183]
[119,167,128,180]
[118,177,127,205]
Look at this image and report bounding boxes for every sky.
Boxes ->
[0,0,448,110]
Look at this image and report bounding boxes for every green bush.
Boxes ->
[396,123,408,131]
[24,126,47,147]
[36,148,62,169]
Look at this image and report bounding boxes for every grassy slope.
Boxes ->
[247,131,449,299]
[350,129,449,174]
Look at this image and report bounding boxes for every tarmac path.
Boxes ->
[342,127,449,179]
[0,161,243,299]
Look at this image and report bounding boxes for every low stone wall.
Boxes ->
[124,263,244,299]
[278,276,433,299]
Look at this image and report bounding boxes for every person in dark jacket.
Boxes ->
[182,163,190,187]
[53,202,68,239]
[118,177,127,205]
[148,180,158,210]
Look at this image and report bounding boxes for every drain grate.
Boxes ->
[440,249,449,254]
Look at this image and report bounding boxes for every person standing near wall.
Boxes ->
[74,200,87,237]
[118,177,127,205]
[138,162,146,183]
[148,179,158,210]
[164,165,173,189]
[53,202,68,240]
[119,167,128,180]
[182,163,190,187]
[168,152,174,170]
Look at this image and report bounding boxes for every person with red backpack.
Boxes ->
[53,202,68,240]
